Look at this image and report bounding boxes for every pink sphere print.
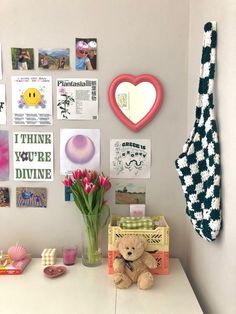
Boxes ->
[65,135,95,164]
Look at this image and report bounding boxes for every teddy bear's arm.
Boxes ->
[113,257,125,273]
[142,252,158,269]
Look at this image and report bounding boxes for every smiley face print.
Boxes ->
[18,87,46,109]
[23,88,41,106]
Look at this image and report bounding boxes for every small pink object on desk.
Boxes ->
[130,204,146,217]
[63,246,77,265]
[44,265,66,278]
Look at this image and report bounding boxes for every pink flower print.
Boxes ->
[0,131,9,180]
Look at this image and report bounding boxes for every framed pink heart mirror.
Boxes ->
[108,74,163,132]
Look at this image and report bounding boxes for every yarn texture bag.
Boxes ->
[175,21,222,241]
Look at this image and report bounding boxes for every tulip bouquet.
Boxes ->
[63,169,111,266]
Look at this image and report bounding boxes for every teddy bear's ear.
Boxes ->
[138,236,148,249]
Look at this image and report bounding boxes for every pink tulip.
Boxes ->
[86,170,94,181]
[63,177,73,187]
[82,177,89,187]
[72,169,84,180]
[105,181,112,191]
[84,183,96,194]
[98,175,108,187]
[98,176,111,191]
[91,184,96,192]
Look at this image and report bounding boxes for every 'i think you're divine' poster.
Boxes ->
[13,132,54,181]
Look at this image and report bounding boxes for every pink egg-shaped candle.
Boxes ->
[8,244,27,261]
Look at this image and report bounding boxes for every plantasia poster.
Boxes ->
[57,78,98,120]
[13,132,54,181]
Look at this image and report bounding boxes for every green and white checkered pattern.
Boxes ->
[175,22,222,241]
[118,217,154,230]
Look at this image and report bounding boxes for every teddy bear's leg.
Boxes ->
[137,271,154,290]
[113,273,132,289]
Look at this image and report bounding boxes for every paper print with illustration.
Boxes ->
[16,187,47,208]
[0,187,10,207]
[75,38,97,70]
[0,131,9,181]
[57,78,98,120]
[0,84,6,124]
[115,182,146,204]
[38,48,70,70]
[110,139,151,178]
[60,129,100,175]
[11,48,34,70]
[12,76,52,125]
[0,44,2,79]
[13,132,54,181]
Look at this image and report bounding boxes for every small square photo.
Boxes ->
[11,48,34,70]
[75,38,97,70]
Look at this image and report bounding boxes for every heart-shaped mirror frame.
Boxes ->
[108,74,163,132]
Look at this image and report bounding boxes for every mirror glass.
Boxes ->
[115,82,156,124]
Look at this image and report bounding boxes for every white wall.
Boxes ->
[186,1,236,313]
[1,0,236,312]
[0,0,189,263]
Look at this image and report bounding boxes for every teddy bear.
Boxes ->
[113,235,157,289]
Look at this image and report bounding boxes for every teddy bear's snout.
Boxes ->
[127,251,132,256]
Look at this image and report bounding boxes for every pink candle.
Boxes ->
[63,246,77,265]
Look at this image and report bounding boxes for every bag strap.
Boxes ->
[195,21,217,120]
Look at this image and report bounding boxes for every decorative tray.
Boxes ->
[43,265,66,278]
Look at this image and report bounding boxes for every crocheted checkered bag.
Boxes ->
[175,21,222,241]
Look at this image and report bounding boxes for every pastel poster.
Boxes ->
[11,76,52,125]
[60,129,100,175]
[0,130,9,181]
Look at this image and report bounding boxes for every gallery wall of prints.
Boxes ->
[0,43,151,209]
[0,0,188,258]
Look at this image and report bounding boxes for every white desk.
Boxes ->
[0,258,202,314]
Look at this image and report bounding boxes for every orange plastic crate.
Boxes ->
[108,250,169,275]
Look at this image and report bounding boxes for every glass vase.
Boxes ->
[81,213,103,267]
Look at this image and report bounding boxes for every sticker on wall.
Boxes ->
[75,38,97,70]
[38,48,70,70]
[0,187,10,207]
[115,183,146,204]
[12,76,52,125]
[0,44,2,79]
[110,139,151,178]
[60,128,100,175]
[11,48,34,70]
[65,186,74,201]
[13,132,54,181]
[0,84,6,124]
[57,78,98,120]
[0,130,9,181]
[16,187,47,208]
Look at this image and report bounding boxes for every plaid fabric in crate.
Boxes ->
[175,21,222,241]
[118,217,154,230]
